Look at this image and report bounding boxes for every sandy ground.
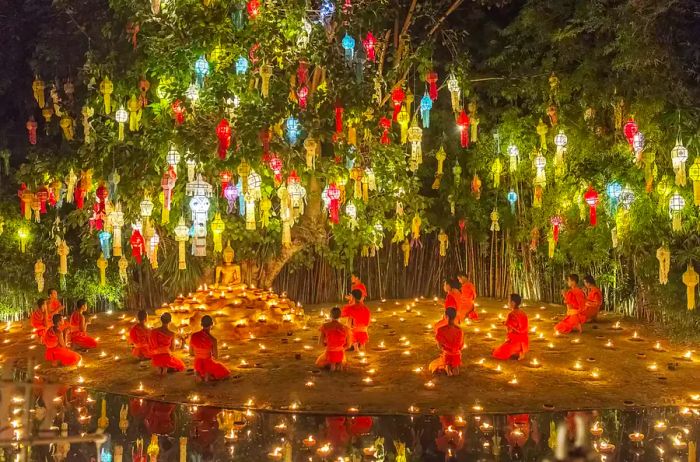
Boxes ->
[2,297,699,415]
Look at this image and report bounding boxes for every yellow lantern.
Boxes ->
[408,118,423,172]
[303,137,317,169]
[411,214,421,240]
[211,213,225,251]
[438,230,448,257]
[118,256,128,283]
[669,193,685,232]
[115,106,128,141]
[491,158,502,188]
[147,434,159,462]
[97,253,108,286]
[98,399,109,432]
[683,264,699,310]
[536,119,548,150]
[401,239,410,267]
[32,77,45,108]
[260,63,273,98]
[18,226,29,252]
[99,77,113,114]
[174,217,190,270]
[34,259,45,292]
[57,239,69,277]
[127,95,141,131]
[435,145,446,175]
[245,193,256,230]
[397,105,410,144]
[59,115,74,140]
[688,158,700,206]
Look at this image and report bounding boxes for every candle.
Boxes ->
[362,446,377,457]
[653,341,664,351]
[267,447,283,460]
[377,341,386,350]
[479,422,493,434]
[683,351,693,361]
[454,416,466,427]
[690,394,700,402]
[629,432,645,443]
[548,342,555,349]
[316,443,332,457]
[590,421,603,437]
[672,435,687,450]
[412,367,423,373]
[472,404,483,412]
[598,441,615,454]
[305,381,315,388]
[590,369,601,380]
[362,377,373,385]
[529,358,542,368]
[408,405,419,414]
[138,382,144,392]
[572,361,583,371]
[647,363,659,372]
[303,435,316,447]
[605,339,614,348]
[424,380,436,389]
[508,376,518,385]
[273,422,287,433]
[612,321,622,330]
[367,368,376,375]
[654,421,667,432]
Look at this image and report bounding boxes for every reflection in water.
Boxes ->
[1,384,698,461]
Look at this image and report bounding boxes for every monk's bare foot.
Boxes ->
[159,367,166,376]
[518,353,526,361]
[452,367,460,376]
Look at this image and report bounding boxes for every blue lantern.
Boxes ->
[507,190,518,214]
[194,55,210,88]
[341,33,355,63]
[420,92,432,128]
[235,56,249,75]
[319,0,334,26]
[606,181,622,212]
[98,231,112,260]
[237,178,246,216]
[286,116,301,146]
[231,1,246,30]
[100,448,113,462]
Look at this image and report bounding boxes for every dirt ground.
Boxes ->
[2,297,699,415]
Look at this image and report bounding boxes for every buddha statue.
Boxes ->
[215,241,242,287]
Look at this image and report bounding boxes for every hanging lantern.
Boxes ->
[57,239,69,285]
[669,193,685,232]
[115,106,128,141]
[534,153,547,186]
[536,119,548,150]
[34,259,45,293]
[246,0,260,18]
[304,137,317,169]
[194,55,209,88]
[32,77,45,108]
[99,77,113,114]
[456,110,470,148]
[632,132,645,158]
[172,100,186,125]
[345,202,358,229]
[425,71,438,101]
[407,118,423,172]
[491,158,502,188]
[623,117,638,146]
[297,85,308,110]
[619,187,635,210]
[189,196,211,255]
[550,215,562,242]
[688,158,700,206]
[166,145,181,173]
[17,226,28,253]
[335,101,344,134]
[420,93,432,128]
[148,232,160,269]
[99,231,112,259]
[130,225,145,264]
[286,116,300,146]
[397,105,410,144]
[248,170,262,200]
[268,155,283,184]
[683,264,699,310]
[447,74,460,113]
[553,130,567,174]
[438,230,448,257]
[319,0,334,25]
[325,183,341,224]
[185,84,199,103]
[507,144,519,172]
[97,253,108,286]
[26,117,38,145]
[606,181,622,213]
[379,117,391,145]
[583,186,599,226]
[161,168,177,224]
[109,203,124,257]
[127,95,140,132]
[236,56,249,75]
[391,87,405,122]
[507,190,518,214]
[671,139,689,187]
[341,33,355,63]
[140,195,154,227]
[490,209,500,232]
[223,183,239,214]
[363,32,376,62]
[211,213,225,253]
[216,119,232,160]
[186,158,197,183]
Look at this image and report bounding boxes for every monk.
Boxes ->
[69,300,98,350]
[554,274,587,334]
[457,274,478,321]
[47,288,64,317]
[129,310,152,359]
[582,275,603,322]
[435,279,462,330]
[44,314,82,367]
[149,312,185,375]
[189,315,230,382]
[316,307,351,371]
[350,274,367,302]
[492,294,529,360]
[429,307,464,376]
[341,289,371,351]
[30,298,50,340]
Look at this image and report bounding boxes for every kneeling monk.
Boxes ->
[149,312,185,374]
[129,310,151,359]
[44,314,82,367]
[429,307,464,376]
[69,300,98,350]
[582,275,603,323]
[492,294,529,360]
[458,274,478,321]
[341,289,371,351]
[316,307,351,371]
[190,315,230,382]
[350,274,368,302]
[554,274,587,334]
[30,298,49,340]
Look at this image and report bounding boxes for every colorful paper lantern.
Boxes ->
[363,32,376,62]
[583,186,599,226]
[216,118,232,160]
[319,0,334,25]
[669,193,685,232]
[425,71,438,101]
[130,225,145,264]
[623,118,638,146]
[420,93,432,128]
[236,56,249,75]
[341,33,355,62]
[447,74,460,113]
[97,253,108,286]
[115,106,128,141]
[194,55,210,88]
[379,117,391,145]
[325,183,341,224]
[671,139,689,187]
[185,83,199,102]
[407,118,423,172]
[507,144,519,172]
[688,158,700,206]
[456,110,470,148]
[174,217,190,270]
[507,190,518,213]
[109,203,124,257]
[286,116,300,145]
[246,0,259,18]
[391,87,405,122]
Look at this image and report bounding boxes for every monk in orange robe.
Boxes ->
[69,299,98,349]
[350,274,367,302]
[316,307,351,371]
[149,312,185,374]
[435,279,462,330]
[429,307,464,376]
[458,274,478,321]
[129,310,152,359]
[341,289,371,351]
[582,275,603,322]
[554,274,587,334]
[492,294,529,360]
[30,298,49,340]
[44,314,82,367]
[189,315,230,382]
[47,288,64,317]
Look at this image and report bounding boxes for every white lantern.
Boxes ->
[108,203,125,257]
[140,196,154,218]
[185,83,199,102]
[534,154,547,186]
[669,193,685,232]
[248,170,262,200]
[186,173,213,198]
[166,145,181,171]
[671,141,689,187]
[632,132,645,154]
[507,144,519,172]
[619,187,635,210]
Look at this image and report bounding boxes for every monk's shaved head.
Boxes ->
[330,306,341,319]
[160,312,172,324]
[201,315,214,328]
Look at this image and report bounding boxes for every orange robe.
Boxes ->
[190,330,230,380]
[435,292,461,331]
[43,328,81,366]
[129,324,152,358]
[31,309,48,339]
[69,312,98,349]
[351,282,368,300]
[582,287,603,322]
[149,329,185,372]
[341,303,370,346]
[316,322,350,367]
[555,287,587,334]
[429,324,464,373]
[48,299,63,317]
[460,282,478,320]
[492,309,529,360]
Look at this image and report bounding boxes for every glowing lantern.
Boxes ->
[391,87,405,122]
[553,130,567,173]
[507,144,519,172]
[223,183,239,214]
[407,118,423,172]
[507,190,518,213]
[260,63,272,97]
[35,259,45,292]
[109,203,124,257]
[216,119,231,160]
[248,170,262,200]
[172,100,186,125]
[425,71,438,101]
[149,232,160,268]
[671,139,689,187]
[115,106,128,141]
[420,93,432,128]
[97,253,108,286]
[397,105,410,144]
[619,187,635,210]
[606,182,622,211]
[319,0,334,25]
[130,224,145,264]
[363,32,376,61]
[99,231,112,259]
[345,202,358,229]
[325,183,341,224]
[211,213,225,253]
[456,110,470,148]
[161,168,177,224]
[26,117,37,145]
[99,77,113,114]
[246,0,260,18]
[683,264,699,310]
[633,132,645,157]
[623,118,638,146]
[341,33,355,62]
[379,117,391,145]
[174,217,189,270]
[18,226,28,253]
[236,56,249,75]
[534,154,547,186]
[583,186,599,226]
[286,116,300,145]
[57,239,69,283]
[334,101,343,134]
[140,195,154,226]
[551,215,562,242]
[186,157,197,183]
[185,84,199,103]
[447,74,460,113]
[32,77,45,108]
[194,55,209,88]
[688,158,700,205]
[669,193,685,232]
[189,196,211,256]
[166,145,181,172]
[268,155,283,184]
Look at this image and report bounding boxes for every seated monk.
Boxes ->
[429,307,464,376]
[341,289,371,351]
[582,275,603,322]
[492,294,529,360]
[350,274,368,302]
[30,298,49,340]
[458,274,478,321]
[149,312,185,375]
[189,315,230,382]
[69,299,98,350]
[435,279,462,330]
[316,307,351,371]
[47,288,64,317]
[554,274,587,334]
[44,314,82,367]
[129,310,152,359]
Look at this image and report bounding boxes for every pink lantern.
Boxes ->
[298,85,308,110]
[363,32,376,62]
[550,215,562,242]
[583,186,599,226]
[172,100,185,125]
[325,183,341,224]
[223,183,239,214]
[267,154,283,184]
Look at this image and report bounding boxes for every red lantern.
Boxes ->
[171,100,185,125]
[457,110,470,148]
[426,71,438,101]
[219,170,232,196]
[298,85,308,110]
[391,87,405,122]
[583,186,599,226]
[335,100,344,134]
[95,183,108,213]
[130,228,145,264]
[216,118,231,160]
[26,118,37,145]
[379,117,391,145]
[363,32,376,62]
[550,216,562,242]
[74,183,85,209]
[246,0,259,18]
[325,183,341,224]
[35,186,49,214]
[268,154,283,184]
[297,61,309,85]
[623,118,638,146]
[287,169,300,185]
